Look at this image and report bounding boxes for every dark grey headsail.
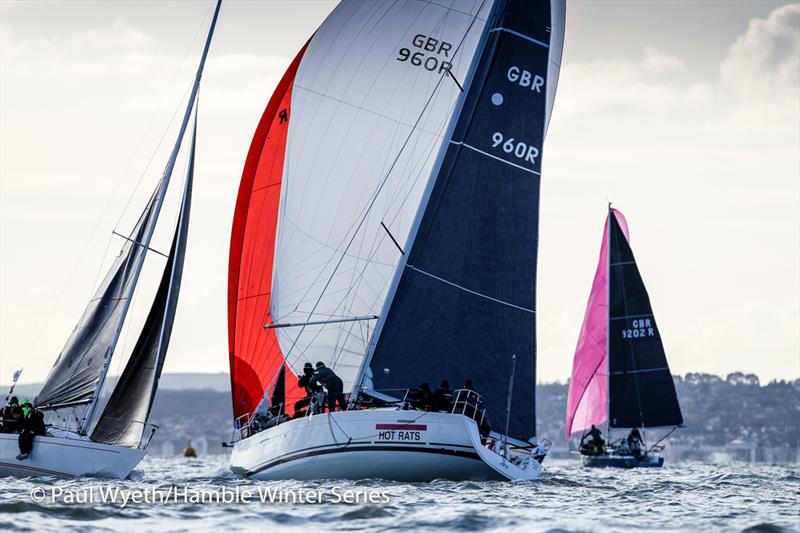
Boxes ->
[34,0,221,439]
[607,211,683,429]
[34,184,163,412]
[364,0,563,441]
[91,116,196,447]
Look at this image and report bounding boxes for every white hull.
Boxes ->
[0,433,146,479]
[230,409,543,481]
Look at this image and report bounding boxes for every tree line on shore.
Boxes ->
[144,372,799,455]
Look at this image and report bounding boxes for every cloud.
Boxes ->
[642,46,685,74]
[539,4,799,382]
[69,19,152,51]
[1,3,797,384]
[720,3,800,100]
[553,4,799,152]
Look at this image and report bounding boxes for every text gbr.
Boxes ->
[622,318,657,339]
[486,65,546,166]
[397,34,453,74]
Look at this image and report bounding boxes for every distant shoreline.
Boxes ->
[4,370,798,394]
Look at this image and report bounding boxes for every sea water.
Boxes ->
[0,457,797,532]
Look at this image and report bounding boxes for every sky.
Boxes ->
[1,0,798,386]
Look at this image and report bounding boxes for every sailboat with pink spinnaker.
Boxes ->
[566,207,683,468]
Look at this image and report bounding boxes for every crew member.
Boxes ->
[16,405,45,461]
[310,362,346,412]
[294,363,322,416]
[1,396,19,433]
[432,380,453,412]
[627,427,644,457]
[408,382,432,411]
[20,398,32,418]
[580,424,605,455]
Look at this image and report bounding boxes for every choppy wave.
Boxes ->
[0,457,797,532]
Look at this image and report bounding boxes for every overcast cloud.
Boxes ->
[1,1,797,385]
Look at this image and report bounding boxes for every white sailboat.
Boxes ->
[226,0,565,481]
[0,1,221,479]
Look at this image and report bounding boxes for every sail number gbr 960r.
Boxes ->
[491,132,539,165]
[396,34,452,74]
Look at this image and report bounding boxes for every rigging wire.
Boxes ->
[111,1,214,236]
[647,426,679,453]
[17,2,215,382]
[280,1,488,368]
[110,107,195,394]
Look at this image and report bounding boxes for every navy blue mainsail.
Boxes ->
[607,211,683,429]
[364,0,561,440]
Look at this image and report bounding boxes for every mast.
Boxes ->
[606,204,612,438]
[352,0,503,396]
[604,207,682,432]
[355,0,562,441]
[148,108,198,416]
[91,110,197,447]
[81,0,222,433]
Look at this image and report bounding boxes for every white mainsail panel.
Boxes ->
[271,0,494,388]
[545,0,566,134]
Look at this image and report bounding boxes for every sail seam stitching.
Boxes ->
[449,141,541,175]
[293,85,446,139]
[488,27,549,48]
[612,367,669,375]
[406,265,535,314]
[609,313,654,320]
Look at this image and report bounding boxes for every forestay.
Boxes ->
[566,208,683,436]
[565,209,628,437]
[607,210,682,429]
[364,0,566,441]
[270,0,495,391]
[34,187,162,412]
[36,0,220,437]
[91,114,197,448]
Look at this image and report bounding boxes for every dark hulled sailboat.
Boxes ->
[566,207,683,468]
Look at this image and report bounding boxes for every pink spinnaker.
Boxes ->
[565,208,629,437]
